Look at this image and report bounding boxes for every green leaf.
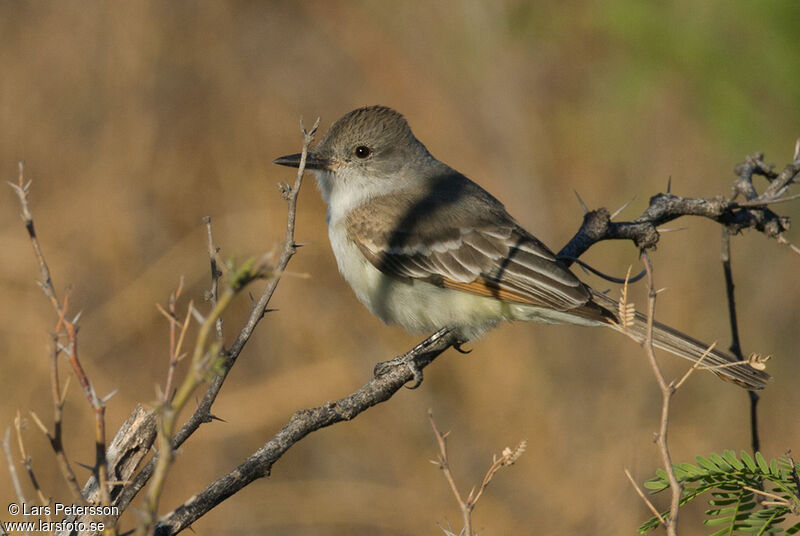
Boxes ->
[710,452,734,472]
[708,528,731,536]
[724,449,746,471]
[638,451,797,535]
[742,451,758,471]
[704,515,734,526]
[679,462,706,477]
[706,505,736,516]
[709,497,739,506]
[770,459,783,478]
[644,477,667,490]
[756,452,770,474]
[698,455,722,473]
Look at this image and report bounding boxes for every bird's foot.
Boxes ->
[374,354,424,389]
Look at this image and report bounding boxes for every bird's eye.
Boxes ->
[354,145,372,159]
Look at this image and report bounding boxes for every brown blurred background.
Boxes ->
[2,1,799,534]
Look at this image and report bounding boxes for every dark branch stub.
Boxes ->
[558,151,797,265]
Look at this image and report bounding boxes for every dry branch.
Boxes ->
[11,129,799,535]
[153,328,457,535]
[557,151,799,263]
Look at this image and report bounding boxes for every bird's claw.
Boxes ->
[453,341,472,354]
[374,355,424,389]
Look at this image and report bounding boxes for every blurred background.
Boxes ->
[2,1,799,534]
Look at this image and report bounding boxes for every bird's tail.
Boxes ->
[588,290,771,390]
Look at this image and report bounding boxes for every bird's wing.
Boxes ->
[344,189,592,312]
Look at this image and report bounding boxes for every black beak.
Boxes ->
[273,152,330,170]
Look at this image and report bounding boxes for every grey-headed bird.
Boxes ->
[275,105,769,390]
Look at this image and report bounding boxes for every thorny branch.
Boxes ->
[203,216,224,343]
[557,150,800,263]
[10,163,113,516]
[142,258,267,534]
[153,329,458,535]
[2,428,27,523]
[113,118,322,520]
[428,411,526,536]
[638,252,682,536]
[14,413,49,510]
[154,144,800,534]
[157,277,192,404]
[11,131,798,535]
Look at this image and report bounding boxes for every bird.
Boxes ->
[274,105,770,390]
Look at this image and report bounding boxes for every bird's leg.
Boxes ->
[373,345,427,389]
[373,327,453,389]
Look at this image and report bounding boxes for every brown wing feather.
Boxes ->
[346,188,593,313]
[440,277,550,306]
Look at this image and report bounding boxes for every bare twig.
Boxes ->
[153,328,458,535]
[558,150,799,265]
[57,406,158,535]
[672,342,716,391]
[14,413,49,510]
[428,411,526,536]
[776,234,800,256]
[13,122,796,535]
[203,216,224,343]
[42,327,85,501]
[114,118,322,518]
[9,161,60,311]
[742,485,795,508]
[625,468,665,526]
[721,230,761,454]
[428,412,470,534]
[143,260,266,533]
[158,277,193,403]
[10,164,112,511]
[640,252,681,536]
[2,428,28,529]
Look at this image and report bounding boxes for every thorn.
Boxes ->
[610,195,636,220]
[29,411,49,435]
[794,138,800,164]
[573,190,589,214]
[75,461,95,472]
[71,310,83,324]
[190,305,206,324]
[89,384,99,405]
[57,377,71,406]
[666,176,672,194]
[7,180,24,195]
[208,413,227,423]
[303,116,321,137]
[102,389,119,404]
[453,342,472,354]
[656,226,687,233]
